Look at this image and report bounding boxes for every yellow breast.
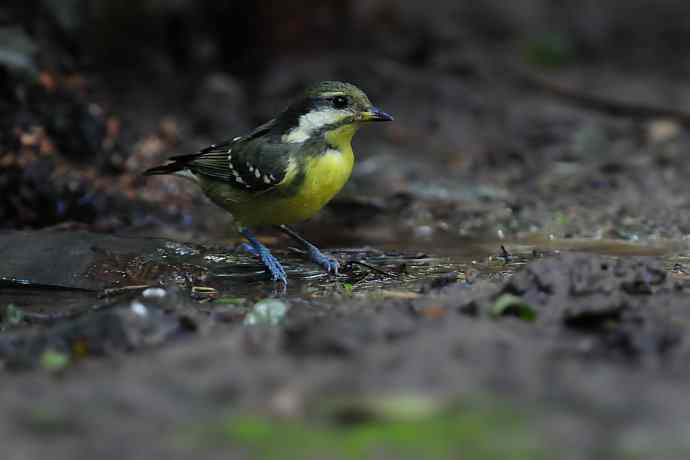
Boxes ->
[203,124,358,227]
[225,148,353,226]
[288,145,354,218]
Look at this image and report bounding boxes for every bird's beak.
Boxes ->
[358,106,394,122]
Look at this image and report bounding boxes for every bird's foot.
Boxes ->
[307,246,339,275]
[274,225,337,277]
[239,230,287,284]
[257,246,287,284]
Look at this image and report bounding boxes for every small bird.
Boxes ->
[144,81,393,284]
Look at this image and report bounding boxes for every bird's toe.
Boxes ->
[260,251,288,284]
[324,257,339,275]
[308,248,339,275]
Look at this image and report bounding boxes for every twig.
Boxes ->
[500,245,512,263]
[349,260,400,278]
[22,310,83,323]
[99,284,150,298]
[512,65,690,126]
[191,285,219,303]
[287,246,307,256]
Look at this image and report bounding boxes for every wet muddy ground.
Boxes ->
[5,3,690,457]
[3,227,690,458]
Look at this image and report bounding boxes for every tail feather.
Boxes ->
[143,153,201,176]
[143,163,183,176]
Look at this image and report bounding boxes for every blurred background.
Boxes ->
[3,0,690,244]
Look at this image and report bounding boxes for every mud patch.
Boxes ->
[453,254,690,365]
[1,245,690,458]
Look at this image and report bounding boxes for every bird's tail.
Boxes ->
[143,153,200,176]
[143,163,184,176]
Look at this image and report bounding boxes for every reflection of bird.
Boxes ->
[145,81,393,284]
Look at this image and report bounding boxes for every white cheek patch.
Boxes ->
[283,108,351,143]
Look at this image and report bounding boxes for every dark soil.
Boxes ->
[2,243,690,458]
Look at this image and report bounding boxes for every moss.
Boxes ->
[523,32,575,68]
[218,403,555,460]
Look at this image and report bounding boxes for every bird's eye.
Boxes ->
[332,96,348,109]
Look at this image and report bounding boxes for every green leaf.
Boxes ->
[491,294,537,321]
[213,297,246,305]
[4,303,24,326]
[341,283,354,296]
[40,350,70,372]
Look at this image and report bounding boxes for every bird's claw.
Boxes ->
[308,247,339,275]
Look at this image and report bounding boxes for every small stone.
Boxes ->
[648,119,680,143]
[130,301,148,317]
[142,288,166,298]
[244,299,289,326]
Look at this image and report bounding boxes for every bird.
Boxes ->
[144,81,393,284]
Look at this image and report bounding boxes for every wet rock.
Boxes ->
[0,306,153,370]
[418,271,461,293]
[0,295,204,371]
[0,230,206,290]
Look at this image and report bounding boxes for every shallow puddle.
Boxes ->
[0,282,101,323]
[2,229,685,319]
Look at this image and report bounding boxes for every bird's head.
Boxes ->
[278,81,393,145]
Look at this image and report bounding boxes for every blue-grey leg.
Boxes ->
[277,225,339,275]
[240,228,287,284]
[237,242,258,256]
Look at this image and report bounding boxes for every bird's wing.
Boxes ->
[165,118,276,166]
[183,120,296,193]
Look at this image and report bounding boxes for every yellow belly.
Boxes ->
[203,146,354,227]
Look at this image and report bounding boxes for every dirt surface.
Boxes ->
[4,1,690,459]
[2,233,690,459]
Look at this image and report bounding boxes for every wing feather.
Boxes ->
[185,119,293,192]
[146,119,291,192]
